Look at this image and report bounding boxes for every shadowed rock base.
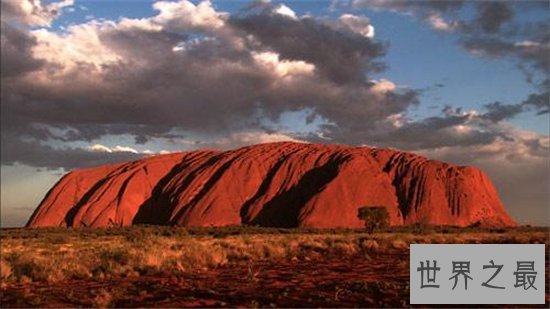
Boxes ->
[26,142,516,228]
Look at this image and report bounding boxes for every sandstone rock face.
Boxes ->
[26,142,516,228]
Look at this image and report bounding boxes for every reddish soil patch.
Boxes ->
[1,252,548,308]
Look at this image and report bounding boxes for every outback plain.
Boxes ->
[1,225,548,308]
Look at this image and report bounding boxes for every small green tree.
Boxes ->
[357,206,389,233]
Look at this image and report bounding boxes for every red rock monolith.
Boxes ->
[26,142,516,228]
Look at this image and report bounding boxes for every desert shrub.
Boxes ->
[159,227,188,238]
[178,241,228,268]
[330,242,358,255]
[391,239,408,250]
[5,253,49,282]
[467,221,482,228]
[124,228,149,243]
[92,247,132,278]
[1,259,12,280]
[46,234,69,244]
[357,206,389,233]
[299,239,327,255]
[358,238,379,252]
[260,243,286,259]
[92,288,115,308]
[123,228,162,247]
[2,226,547,285]
[100,248,131,265]
[411,216,433,234]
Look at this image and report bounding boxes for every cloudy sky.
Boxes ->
[1,0,548,227]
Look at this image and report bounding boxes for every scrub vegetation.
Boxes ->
[0,225,548,307]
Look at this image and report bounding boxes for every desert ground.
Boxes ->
[1,226,548,308]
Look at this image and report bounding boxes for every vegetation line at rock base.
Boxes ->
[1,226,547,284]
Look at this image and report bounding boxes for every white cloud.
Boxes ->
[385,113,406,128]
[117,17,162,32]
[4,0,74,27]
[252,51,315,78]
[452,124,472,135]
[273,4,297,20]
[89,144,113,153]
[338,14,375,38]
[152,0,226,31]
[88,144,139,154]
[30,21,121,76]
[205,132,306,149]
[48,0,73,11]
[369,79,396,95]
[172,37,215,52]
[111,145,139,153]
[426,14,456,32]
[514,40,542,48]
[26,0,230,81]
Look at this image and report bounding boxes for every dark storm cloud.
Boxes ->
[460,31,549,117]
[0,21,44,77]
[522,89,550,115]
[305,87,420,144]
[481,102,525,123]
[379,114,498,150]
[352,0,526,35]
[1,29,270,141]
[352,0,464,15]
[1,132,145,170]
[354,0,548,121]
[230,12,386,84]
[1,0,422,169]
[0,0,546,172]
[33,123,181,144]
[473,1,514,34]
[461,36,548,73]
[460,25,549,118]
[0,0,21,21]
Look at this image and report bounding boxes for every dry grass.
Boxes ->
[1,226,547,284]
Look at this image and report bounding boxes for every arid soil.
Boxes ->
[2,252,548,308]
[1,227,548,308]
[2,254,409,307]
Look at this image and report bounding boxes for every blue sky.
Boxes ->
[1,0,548,227]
